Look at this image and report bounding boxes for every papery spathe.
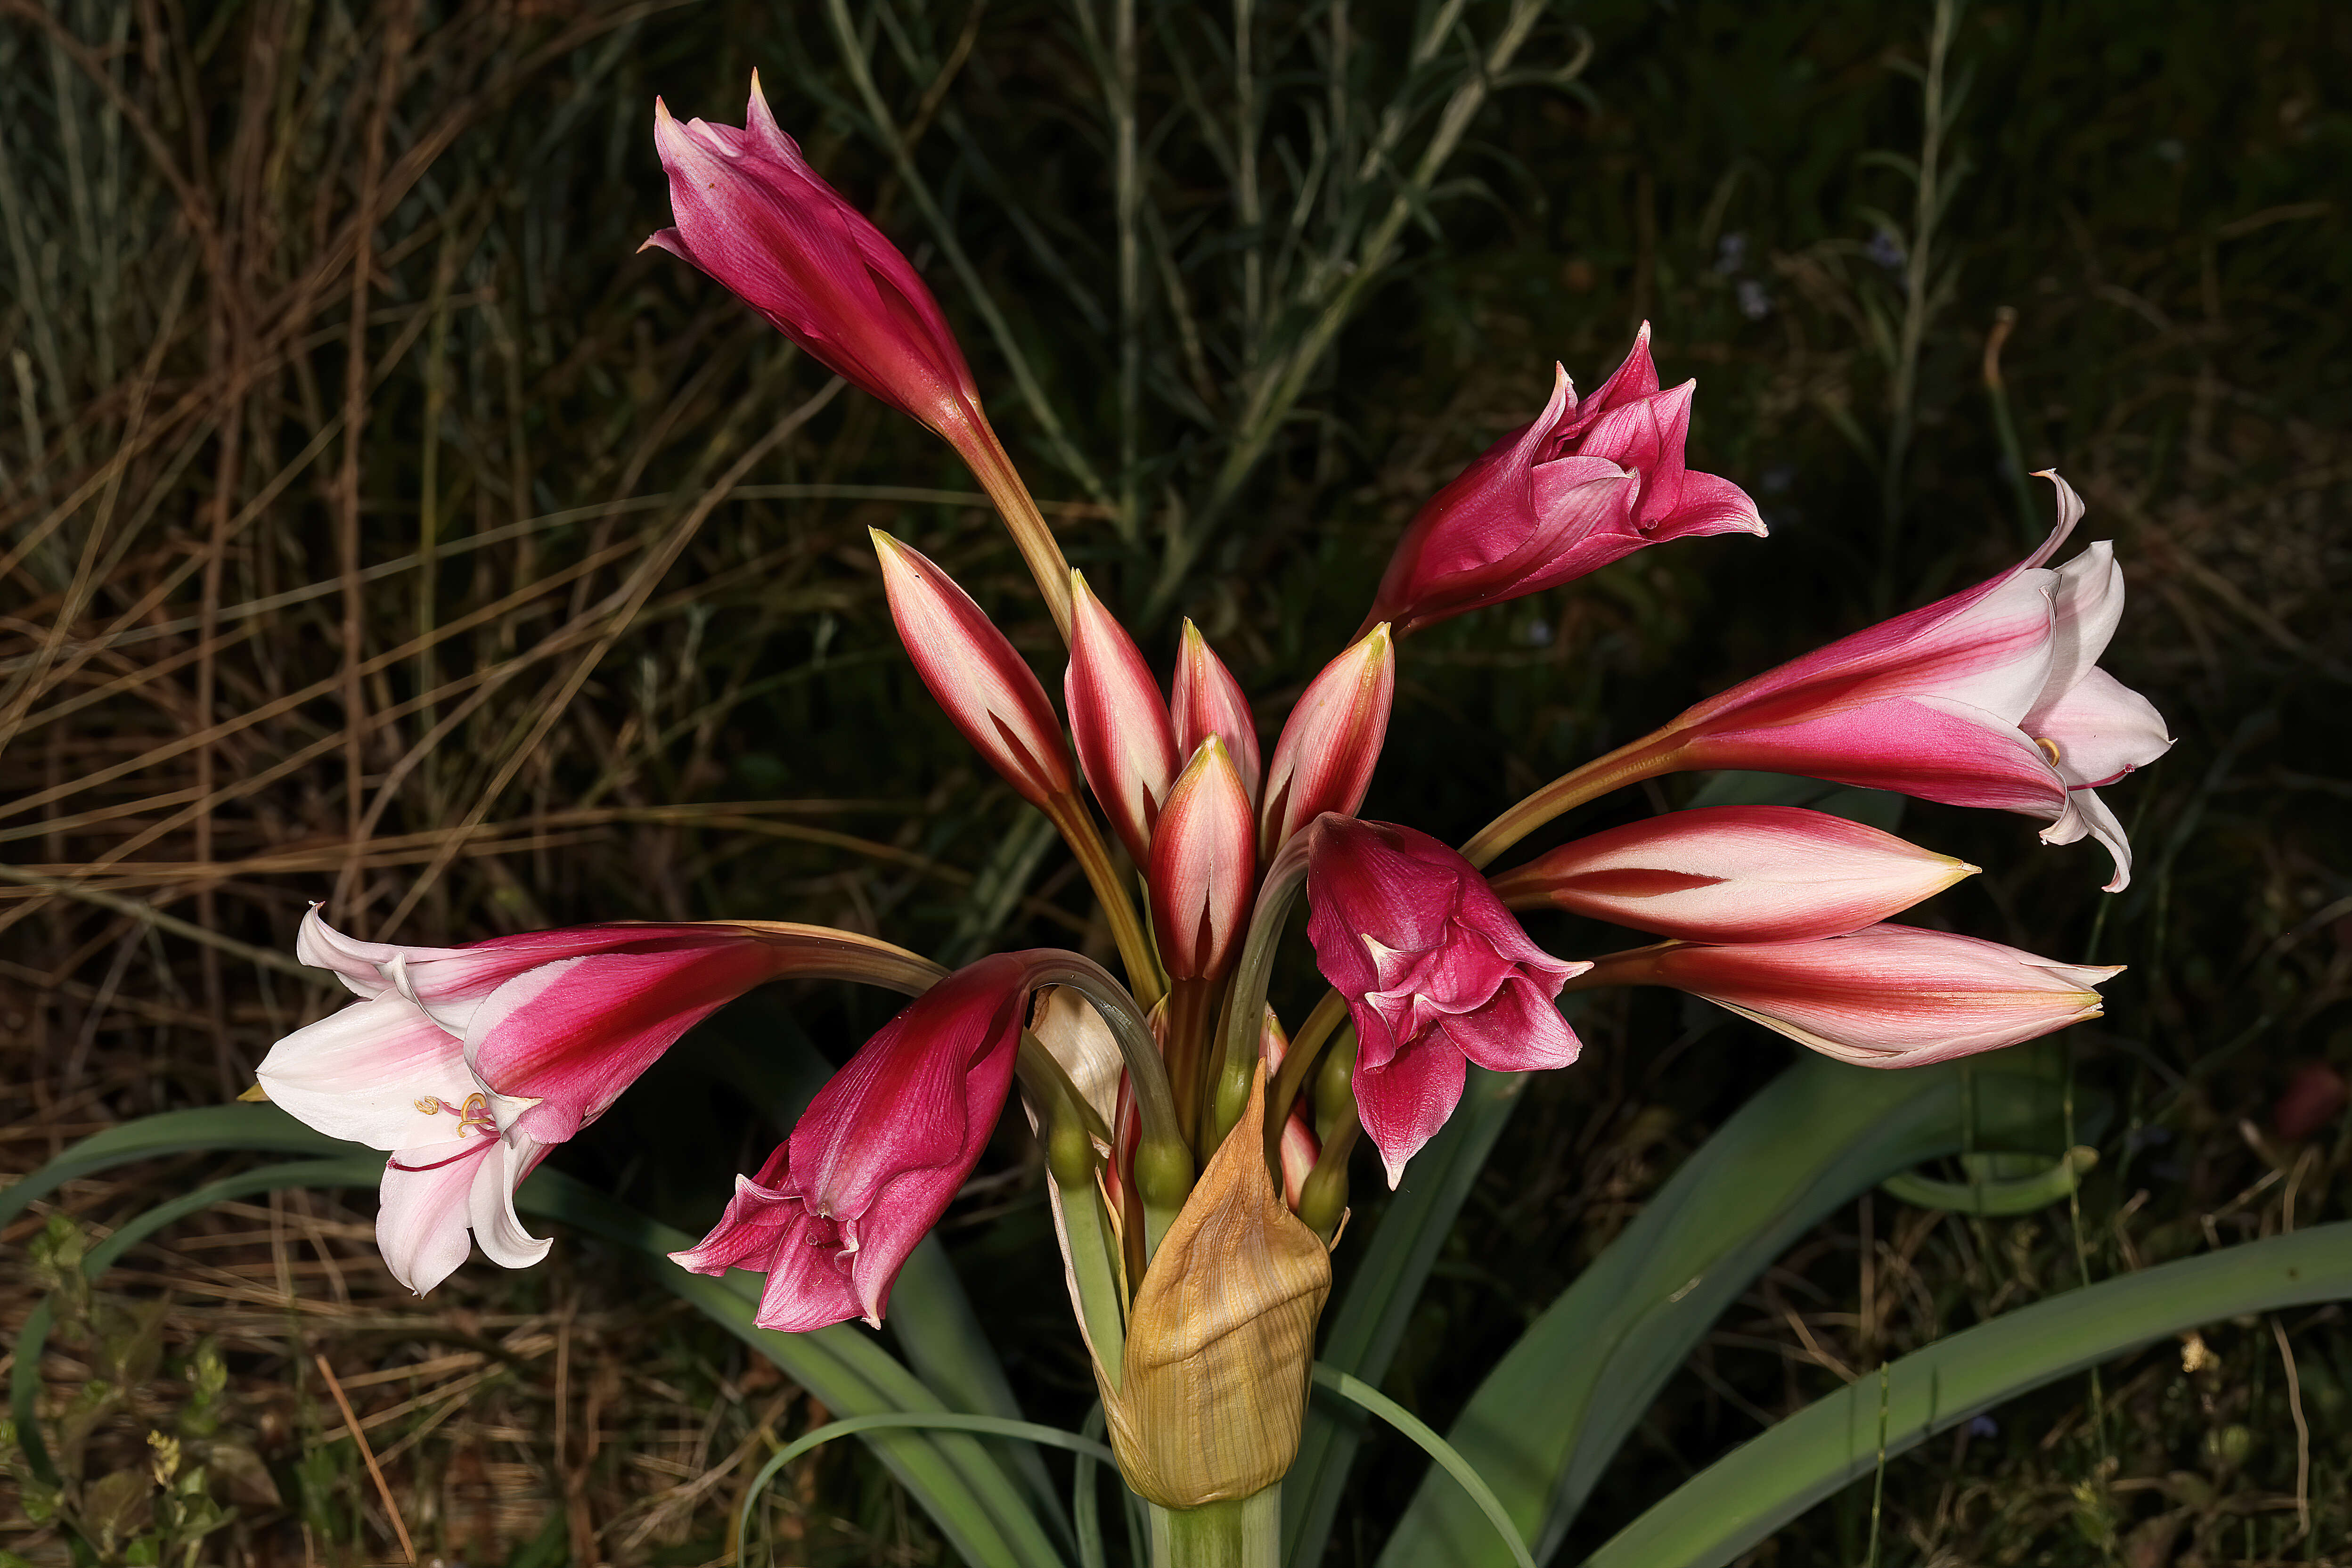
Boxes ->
[670,953,1029,1330]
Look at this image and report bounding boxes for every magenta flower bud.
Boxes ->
[1491,805,1978,943]
[1363,327,1765,635]
[1066,571,1180,865]
[260,909,935,1295]
[644,75,984,443]
[872,530,1075,809]
[1171,621,1261,808]
[1260,625,1395,856]
[1305,817,1585,1185]
[670,953,1030,1330]
[1149,738,1258,982]
[1627,924,2122,1066]
[1669,474,2171,890]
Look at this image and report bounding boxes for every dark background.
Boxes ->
[4,0,2347,1562]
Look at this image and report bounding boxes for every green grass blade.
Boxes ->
[1311,1364,1535,1568]
[519,1169,1072,1568]
[1283,1064,1529,1566]
[735,1412,1115,1561]
[1377,1052,2076,1568]
[0,1103,344,1234]
[1583,1222,2352,1568]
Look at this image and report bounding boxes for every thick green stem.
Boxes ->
[1148,1486,1282,1568]
[1045,792,1167,1009]
[1211,834,1312,1155]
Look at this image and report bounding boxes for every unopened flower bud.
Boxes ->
[871,531,1074,808]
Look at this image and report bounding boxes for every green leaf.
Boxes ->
[1584,1222,2352,1568]
[518,1170,1071,1568]
[1310,1365,1534,1568]
[9,1157,383,1488]
[1376,1051,2076,1568]
[0,1104,345,1237]
[732,1411,1115,1562]
[7,1116,1071,1568]
[1283,1065,1528,1567]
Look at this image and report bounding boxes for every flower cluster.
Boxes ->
[248,72,2171,1516]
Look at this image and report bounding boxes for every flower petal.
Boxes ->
[376,1138,493,1295]
[255,995,473,1151]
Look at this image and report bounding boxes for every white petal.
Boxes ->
[2041,784,2136,893]
[2037,666,2173,786]
[1905,572,2058,723]
[2026,541,2125,722]
[376,1139,490,1295]
[468,1135,553,1270]
[254,996,473,1150]
[296,906,396,997]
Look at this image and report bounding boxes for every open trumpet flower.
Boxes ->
[257,910,937,1293]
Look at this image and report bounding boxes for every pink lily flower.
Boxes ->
[259,910,935,1294]
[644,74,984,444]
[670,952,1029,1330]
[1667,474,2171,890]
[1260,626,1395,856]
[1171,621,1263,809]
[872,530,1075,810]
[1149,738,1257,983]
[1363,325,1765,635]
[1067,571,1181,865]
[1304,816,1586,1185]
[1601,923,2122,1066]
[1490,804,1977,943]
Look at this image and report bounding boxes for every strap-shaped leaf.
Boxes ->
[1377,1051,2076,1567]
[519,1169,1071,1568]
[1583,1222,2352,1568]
[1284,1064,1528,1565]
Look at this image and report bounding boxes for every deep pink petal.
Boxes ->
[1067,574,1179,864]
[1171,622,1263,808]
[465,939,787,1143]
[1683,696,2067,817]
[873,532,1074,809]
[1149,740,1257,980]
[1260,628,1395,853]
[1352,1032,1470,1189]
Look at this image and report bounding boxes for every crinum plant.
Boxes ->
[227,75,2180,1565]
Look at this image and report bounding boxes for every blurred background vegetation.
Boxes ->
[2,0,2347,1562]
